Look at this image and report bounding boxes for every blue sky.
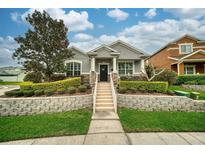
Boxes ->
[0,8,205,67]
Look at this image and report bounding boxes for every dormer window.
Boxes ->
[179,44,193,54]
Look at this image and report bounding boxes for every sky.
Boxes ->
[0,8,205,67]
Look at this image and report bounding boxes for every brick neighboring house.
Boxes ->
[146,34,205,75]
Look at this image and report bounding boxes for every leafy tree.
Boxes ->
[13,10,72,81]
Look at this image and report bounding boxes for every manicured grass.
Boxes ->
[168,85,205,100]
[118,108,205,132]
[0,109,92,142]
[0,82,22,85]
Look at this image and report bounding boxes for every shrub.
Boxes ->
[23,90,34,97]
[50,74,66,81]
[20,77,80,91]
[67,87,77,94]
[153,69,177,85]
[78,85,87,92]
[83,83,91,89]
[44,89,56,96]
[5,89,24,97]
[24,71,43,83]
[56,88,66,94]
[176,75,205,85]
[0,79,3,82]
[129,87,136,93]
[120,75,147,81]
[197,80,205,85]
[119,81,168,93]
[184,80,197,85]
[118,87,127,94]
[34,90,44,96]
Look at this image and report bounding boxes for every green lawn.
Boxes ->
[0,82,22,85]
[118,108,205,132]
[168,85,205,100]
[0,109,92,142]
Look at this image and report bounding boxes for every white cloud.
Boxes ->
[107,9,129,22]
[0,36,19,67]
[70,17,205,54]
[164,8,205,20]
[73,33,94,42]
[97,24,104,28]
[12,8,94,32]
[144,8,157,19]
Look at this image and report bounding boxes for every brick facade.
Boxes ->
[146,35,205,75]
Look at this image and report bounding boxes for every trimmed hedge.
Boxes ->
[176,75,205,85]
[20,77,80,91]
[118,81,168,93]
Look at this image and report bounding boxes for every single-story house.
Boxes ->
[146,34,205,75]
[65,40,148,82]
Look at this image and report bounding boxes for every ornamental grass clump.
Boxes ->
[67,87,77,94]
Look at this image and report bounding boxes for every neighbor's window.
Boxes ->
[184,65,195,75]
[180,44,192,54]
[66,62,81,77]
[118,62,133,75]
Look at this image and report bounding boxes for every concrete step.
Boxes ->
[97,90,112,92]
[97,96,112,99]
[97,93,112,96]
[95,106,114,112]
[96,98,113,102]
[96,103,114,107]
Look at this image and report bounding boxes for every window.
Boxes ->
[184,65,195,75]
[66,62,81,77]
[118,62,133,75]
[180,44,192,54]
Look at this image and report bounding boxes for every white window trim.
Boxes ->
[184,64,196,75]
[65,60,82,76]
[117,61,135,76]
[179,43,193,54]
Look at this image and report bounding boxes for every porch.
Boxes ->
[171,61,205,75]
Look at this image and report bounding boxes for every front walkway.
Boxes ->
[1,111,205,145]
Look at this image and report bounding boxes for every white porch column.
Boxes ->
[91,57,95,72]
[141,59,145,73]
[113,57,117,73]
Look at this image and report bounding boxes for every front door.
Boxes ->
[100,65,108,81]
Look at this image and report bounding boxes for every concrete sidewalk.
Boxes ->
[1,132,205,145]
[1,111,205,145]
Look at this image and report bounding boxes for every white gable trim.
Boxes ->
[180,49,205,61]
[108,40,148,56]
[88,44,119,53]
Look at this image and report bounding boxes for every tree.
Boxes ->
[141,64,165,81]
[13,10,73,81]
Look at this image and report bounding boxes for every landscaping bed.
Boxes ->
[0,109,92,142]
[2,77,92,98]
[118,108,205,132]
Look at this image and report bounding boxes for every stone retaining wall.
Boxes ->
[117,94,205,112]
[182,84,205,92]
[0,94,92,116]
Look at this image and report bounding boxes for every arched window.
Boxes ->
[65,61,81,77]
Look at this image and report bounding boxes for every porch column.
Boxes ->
[177,62,184,75]
[113,57,117,73]
[141,59,145,73]
[91,57,95,72]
